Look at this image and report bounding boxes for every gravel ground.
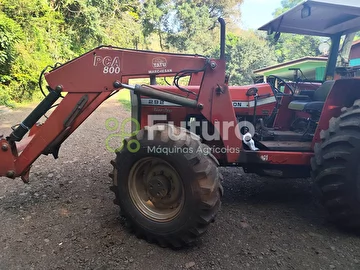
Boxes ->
[0,97,359,270]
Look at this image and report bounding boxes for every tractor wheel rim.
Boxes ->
[128,157,184,222]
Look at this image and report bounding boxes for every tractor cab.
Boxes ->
[249,0,360,144]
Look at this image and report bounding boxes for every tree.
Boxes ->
[166,1,219,54]
[0,13,24,106]
[0,0,71,104]
[273,0,303,16]
[177,0,242,18]
[53,0,142,53]
[141,0,243,54]
[0,0,143,106]
[216,32,277,85]
[141,0,171,50]
[269,33,321,63]
[0,0,249,106]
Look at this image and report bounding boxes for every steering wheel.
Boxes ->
[267,75,295,96]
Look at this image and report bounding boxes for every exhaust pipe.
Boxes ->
[116,82,201,109]
[218,17,226,60]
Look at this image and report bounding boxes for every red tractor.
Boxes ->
[1,0,360,248]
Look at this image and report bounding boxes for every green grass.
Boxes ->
[118,89,131,111]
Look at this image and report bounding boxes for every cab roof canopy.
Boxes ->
[258,0,360,37]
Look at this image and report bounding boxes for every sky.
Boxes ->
[240,0,282,30]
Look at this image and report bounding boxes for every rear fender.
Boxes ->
[313,78,360,146]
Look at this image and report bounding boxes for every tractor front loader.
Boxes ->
[0,19,230,248]
[2,0,360,249]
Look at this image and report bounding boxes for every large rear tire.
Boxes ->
[311,99,360,230]
[110,124,223,248]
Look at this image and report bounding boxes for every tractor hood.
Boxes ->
[258,0,360,37]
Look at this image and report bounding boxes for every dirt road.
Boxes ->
[0,97,359,270]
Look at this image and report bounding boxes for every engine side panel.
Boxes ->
[229,83,276,117]
[136,83,276,127]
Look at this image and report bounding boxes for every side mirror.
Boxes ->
[246,87,258,97]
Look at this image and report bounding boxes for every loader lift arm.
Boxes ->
[0,43,239,182]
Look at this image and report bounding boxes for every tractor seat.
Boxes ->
[288,80,335,113]
[287,100,324,111]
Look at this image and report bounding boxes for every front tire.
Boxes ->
[110,124,223,248]
[312,99,360,230]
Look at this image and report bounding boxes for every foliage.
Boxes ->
[269,33,321,63]
[0,0,277,107]
[273,0,302,16]
[217,32,276,85]
[0,0,70,105]
[141,0,243,54]
[141,0,171,50]
[0,0,143,106]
